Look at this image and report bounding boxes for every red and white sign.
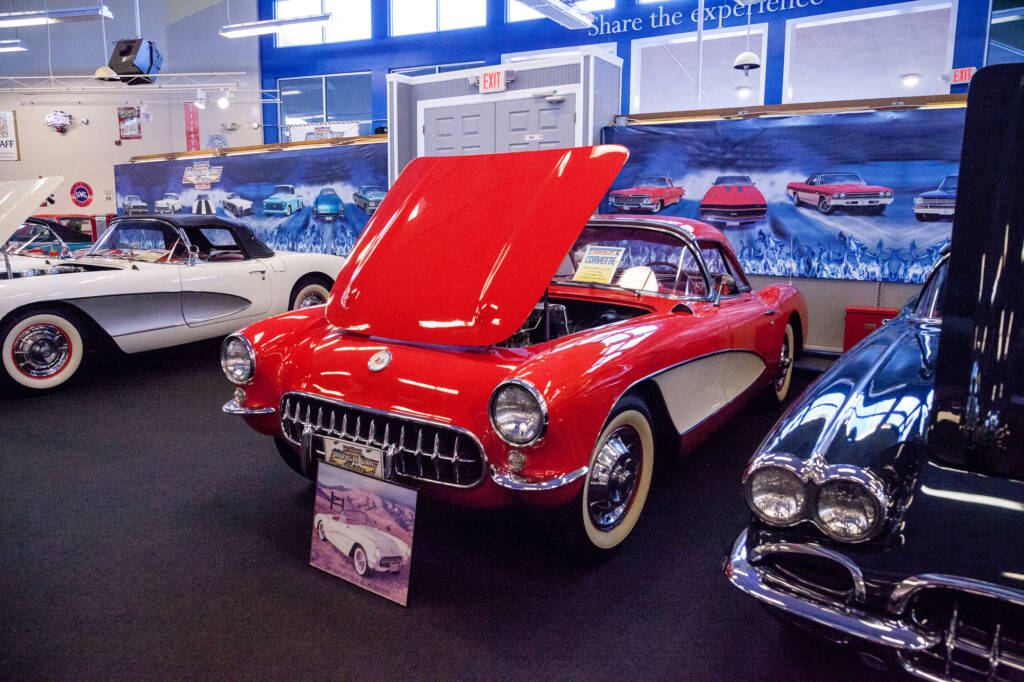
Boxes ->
[184,102,201,151]
[951,67,976,85]
[70,181,93,208]
[479,70,506,93]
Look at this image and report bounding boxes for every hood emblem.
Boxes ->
[368,350,392,372]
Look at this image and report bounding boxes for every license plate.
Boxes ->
[323,436,384,479]
[727,221,740,226]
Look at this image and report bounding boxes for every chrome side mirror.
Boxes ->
[713,274,735,307]
[187,244,200,267]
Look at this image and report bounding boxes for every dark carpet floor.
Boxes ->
[0,340,866,680]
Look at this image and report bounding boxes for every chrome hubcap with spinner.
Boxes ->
[776,333,792,392]
[13,324,70,377]
[586,425,643,531]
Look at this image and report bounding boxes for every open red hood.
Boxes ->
[325,145,628,346]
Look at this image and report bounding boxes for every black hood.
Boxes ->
[929,64,1024,481]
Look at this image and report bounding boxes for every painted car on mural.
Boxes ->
[314,509,410,576]
[192,193,215,215]
[913,175,957,222]
[608,176,684,213]
[263,184,303,216]
[726,64,1024,682]
[312,187,345,221]
[122,194,149,215]
[154,193,183,214]
[787,172,894,215]
[221,146,807,553]
[222,192,254,218]
[352,185,386,216]
[699,176,768,225]
[0,177,345,391]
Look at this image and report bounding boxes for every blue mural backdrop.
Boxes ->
[113,142,388,256]
[602,108,966,283]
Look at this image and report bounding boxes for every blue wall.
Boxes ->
[259,0,991,144]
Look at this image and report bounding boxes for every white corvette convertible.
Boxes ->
[314,509,411,576]
[0,177,346,390]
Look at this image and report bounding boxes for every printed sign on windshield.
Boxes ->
[573,245,625,284]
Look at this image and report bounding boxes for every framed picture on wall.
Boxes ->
[0,111,20,161]
[118,106,142,140]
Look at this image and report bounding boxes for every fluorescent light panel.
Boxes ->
[0,4,112,28]
[0,38,27,52]
[219,13,331,38]
[516,0,594,30]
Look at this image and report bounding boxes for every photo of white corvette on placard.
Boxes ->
[310,463,416,606]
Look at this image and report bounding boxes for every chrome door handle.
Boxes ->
[249,269,266,280]
[762,309,777,317]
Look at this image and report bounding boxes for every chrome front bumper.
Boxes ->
[222,398,275,415]
[724,528,938,651]
[490,465,588,491]
[830,196,894,207]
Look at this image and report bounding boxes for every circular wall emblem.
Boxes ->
[367,350,391,372]
[70,181,93,207]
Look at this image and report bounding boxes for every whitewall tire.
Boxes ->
[580,401,655,552]
[290,281,331,310]
[2,311,84,390]
[774,323,796,402]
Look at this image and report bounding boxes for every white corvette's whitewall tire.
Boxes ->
[2,312,84,390]
[290,280,332,310]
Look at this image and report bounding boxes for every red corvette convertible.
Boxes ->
[699,175,768,225]
[221,146,807,553]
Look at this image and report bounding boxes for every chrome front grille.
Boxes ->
[844,192,886,199]
[901,588,1024,681]
[279,392,486,488]
[921,198,956,208]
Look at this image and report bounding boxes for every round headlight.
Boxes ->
[816,480,879,541]
[221,334,255,385]
[489,380,547,446]
[747,466,805,525]
[914,197,924,206]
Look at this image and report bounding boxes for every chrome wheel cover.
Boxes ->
[353,547,368,575]
[586,425,643,531]
[775,331,793,392]
[12,323,71,378]
[297,290,327,308]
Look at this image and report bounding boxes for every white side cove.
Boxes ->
[0,176,64,243]
[654,351,766,435]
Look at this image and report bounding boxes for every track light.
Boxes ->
[219,12,330,38]
[217,91,230,109]
[0,4,112,28]
[194,89,207,110]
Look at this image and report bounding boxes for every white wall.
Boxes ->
[0,0,263,215]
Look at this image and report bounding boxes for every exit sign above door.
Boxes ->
[479,70,508,93]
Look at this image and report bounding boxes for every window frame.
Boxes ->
[390,0,487,37]
[273,0,372,48]
[277,70,373,138]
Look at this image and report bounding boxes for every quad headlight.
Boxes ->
[489,379,547,446]
[744,454,889,543]
[221,333,255,385]
[815,480,880,541]
[914,197,924,206]
[746,466,805,525]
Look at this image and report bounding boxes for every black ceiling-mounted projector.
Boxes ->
[108,39,164,85]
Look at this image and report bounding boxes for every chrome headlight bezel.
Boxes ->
[221,333,256,385]
[744,464,807,527]
[488,379,548,447]
[742,452,890,544]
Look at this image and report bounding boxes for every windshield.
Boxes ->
[90,221,188,261]
[554,225,709,298]
[273,185,293,194]
[636,177,670,187]
[6,224,58,254]
[913,258,947,320]
[343,511,370,526]
[939,175,958,191]
[126,195,141,202]
[819,173,865,186]
[319,188,337,195]
[163,193,178,200]
[360,186,385,194]
[714,176,753,185]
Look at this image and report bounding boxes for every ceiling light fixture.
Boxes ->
[0,4,113,28]
[217,90,231,109]
[901,73,921,88]
[736,86,752,99]
[280,89,301,96]
[219,12,330,38]
[194,89,207,110]
[514,1,594,30]
[0,38,26,52]
[733,0,761,76]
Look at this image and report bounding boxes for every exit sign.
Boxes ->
[952,67,975,84]
[479,70,506,93]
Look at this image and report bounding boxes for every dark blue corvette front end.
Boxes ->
[727,65,1024,682]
